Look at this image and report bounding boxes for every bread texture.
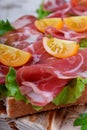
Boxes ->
[5,86,87,118]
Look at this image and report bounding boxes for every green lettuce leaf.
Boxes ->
[5,67,29,103]
[79,38,87,48]
[53,77,87,105]
[74,113,87,130]
[32,105,42,111]
[0,19,15,36]
[5,67,42,109]
[36,2,51,19]
[0,84,7,98]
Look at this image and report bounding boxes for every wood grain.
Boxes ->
[1,104,87,130]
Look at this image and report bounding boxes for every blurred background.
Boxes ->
[0,0,41,21]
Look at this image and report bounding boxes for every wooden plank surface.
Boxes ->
[1,104,87,130]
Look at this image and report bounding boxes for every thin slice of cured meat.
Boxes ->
[44,0,87,17]
[45,26,87,41]
[11,41,31,50]
[12,15,37,29]
[26,40,87,79]
[25,40,52,64]
[3,24,44,48]
[39,49,87,79]
[16,65,69,106]
[43,0,66,12]
[0,15,44,48]
[42,49,87,79]
[5,25,43,47]
[71,7,87,16]
[17,46,87,106]
[47,2,71,18]
[0,64,9,84]
[70,3,87,16]
[4,26,32,44]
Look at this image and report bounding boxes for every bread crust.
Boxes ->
[5,86,87,118]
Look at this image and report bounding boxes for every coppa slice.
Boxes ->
[27,39,87,79]
[0,64,9,84]
[43,0,66,12]
[35,18,63,33]
[1,15,44,48]
[16,65,69,106]
[0,44,31,67]
[43,37,79,58]
[64,16,87,32]
[16,48,87,106]
[12,15,37,29]
[45,26,87,41]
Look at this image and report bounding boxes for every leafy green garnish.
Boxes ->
[74,113,87,130]
[36,3,51,19]
[0,84,7,98]
[32,105,42,111]
[5,67,28,103]
[79,38,87,48]
[0,19,15,36]
[5,67,43,109]
[53,77,87,105]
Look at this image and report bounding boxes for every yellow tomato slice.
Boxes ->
[43,37,79,58]
[35,18,63,33]
[0,44,31,67]
[64,16,87,32]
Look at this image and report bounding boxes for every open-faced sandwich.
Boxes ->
[0,0,87,118]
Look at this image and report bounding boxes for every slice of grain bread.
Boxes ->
[5,86,87,118]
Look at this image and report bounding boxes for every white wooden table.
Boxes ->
[0,0,41,21]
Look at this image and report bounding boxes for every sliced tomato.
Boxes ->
[35,18,63,33]
[43,37,79,58]
[71,0,87,7]
[64,16,87,32]
[0,44,31,67]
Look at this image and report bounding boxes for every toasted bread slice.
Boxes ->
[3,86,87,118]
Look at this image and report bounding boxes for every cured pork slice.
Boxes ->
[43,0,87,17]
[12,15,37,29]
[47,3,71,18]
[45,26,87,41]
[43,0,66,12]
[16,65,69,106]
[0,15,44,49]
[0,64,9,84]
[16,40,87,106]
